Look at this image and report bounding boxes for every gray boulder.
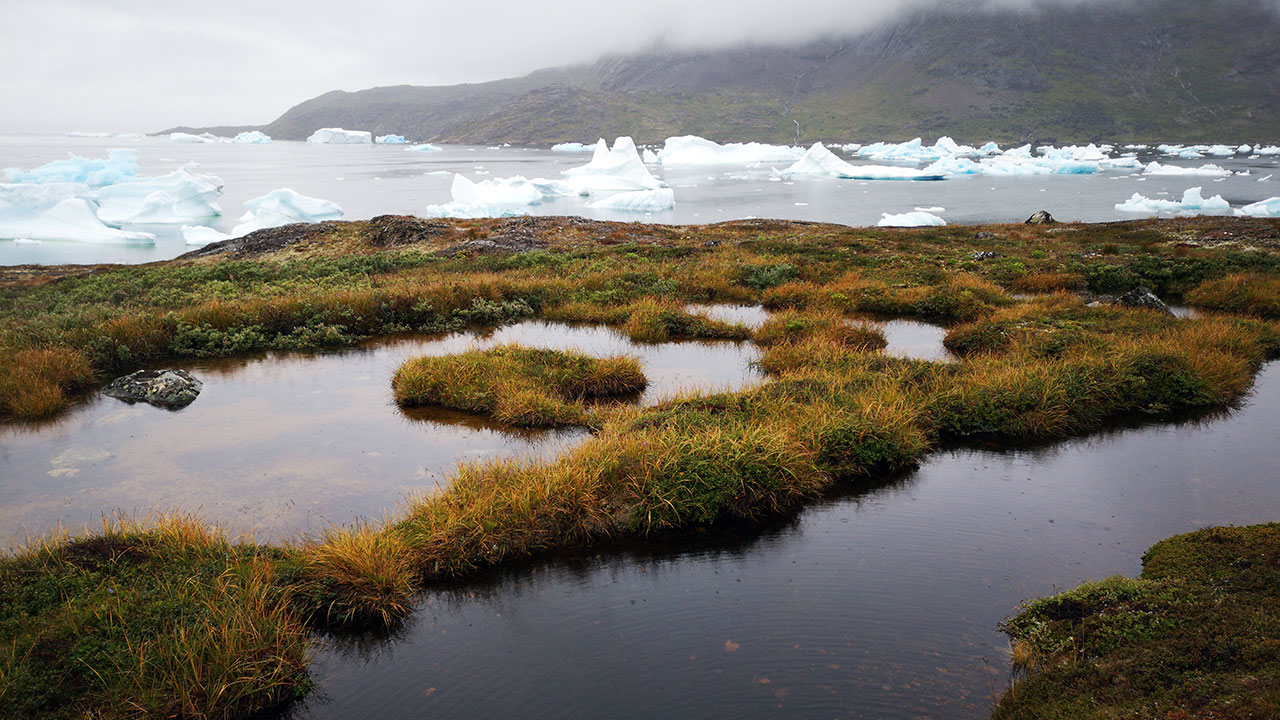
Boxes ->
[1025,210,1057,224]
[103,369,203,409]
[1088,286,1174,316]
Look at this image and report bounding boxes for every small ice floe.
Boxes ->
[588,188,675,212]
[877,211,946,227]
[376,134,407,144]
[1115,187,1231,215]
[407,143,443,152]
[1142,161,1232,177]
[1235,197,1280,218]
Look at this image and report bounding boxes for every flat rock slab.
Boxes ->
[102,369,203,409]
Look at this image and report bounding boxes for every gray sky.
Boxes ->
[0,0,1184,133]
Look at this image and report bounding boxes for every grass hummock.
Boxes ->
[392,345,647,427]
[995,523,1280,719]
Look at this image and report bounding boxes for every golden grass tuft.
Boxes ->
[295,525,416,627]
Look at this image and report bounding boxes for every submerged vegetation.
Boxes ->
[996,523,1280,719]
[1,214,1279,717]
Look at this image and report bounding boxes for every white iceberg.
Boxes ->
[562,137,665,193]
[169,132,214,144]
[231,188,343,235]
[1142,161,1232,177]
[5,149,140,187]
[93,165,224,225]
[921,156,983,176]
[233,131,272,144]
[181,225,232,245]
[877,211,946,227]
[307,128,373,144]
[452,174,543,206]
[551,142,596,153]
[783,143,944,180]
[1257,146,1280,156]
[642,148,659,164]
[376,134,407,144]
[1115,187,1232,215]
[588,188,675,212]
[654,135,803,165]
[0,183,154,243]
[1234,197,1280,218]
[406,143,442,152]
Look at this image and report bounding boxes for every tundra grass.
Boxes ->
[392,345,647,427]
[994,523,1280,720]
[2,215,1280,717]
[0,516,310,720]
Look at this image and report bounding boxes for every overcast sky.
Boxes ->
[3,0,1250,133]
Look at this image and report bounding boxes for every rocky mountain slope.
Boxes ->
[168,0,1280,145]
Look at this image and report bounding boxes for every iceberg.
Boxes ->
[588,188,675,212]
[376,134,407,144]
[452,174,544,206]
[642,148,659,164]
[181,225,232,245]
[921,156,983,176]
[551,142,596,153]
[1238,144,1254,155]
[1142,161,1232,177]
[1115,187,1231,215]
[232,131,272,144]
[877,211,946,228]
[307,128,373,144]
[231,188,343,235]
[1256,146,1280,156]
[5,149,140,187]
[406,143,442,152]
[1235,197,1280,218]
[0,183,154,243]
[654,135,803,165]
[562,137,665,193]
[93,165,223,225]
[169,132,224,144]
[783,143,944,180]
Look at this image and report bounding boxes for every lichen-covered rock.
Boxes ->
[103,369,203,409]
[1025,210,1057,224]
[1088,286,1174,316]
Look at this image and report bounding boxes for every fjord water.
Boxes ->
[3,132,1278,266]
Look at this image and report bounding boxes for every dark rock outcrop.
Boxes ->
[103,370,203,409]
[1089,285,1174,316]
[1025,211,1057,225]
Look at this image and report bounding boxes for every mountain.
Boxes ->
[167,0,1280,145]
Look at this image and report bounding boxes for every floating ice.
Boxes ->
[1235,197,1280,218]
[5,149,140,187]
[654,135,803,165]
[1142,161,1232,177]
[169,132,210,144]
[1238,144,1254,155]
[307,128,373,144]
[1257,146,1280,156]
[406,143,442,152]
[784,143,944,180]
[562,137,666,193]
[376,134,407,144]
[231,188,343,235]
[877,211,946,227]
[94,165,223,224]
[551,142,596,153]
[0,183,155,243]
[588,188,675,212]
[233,131,272,144]
[181,225,232,245]
[1115,187,1231,215]
[453,174,543,206]
[66,131,112,138]
[12,237,42,244]
[642,149,659,164]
